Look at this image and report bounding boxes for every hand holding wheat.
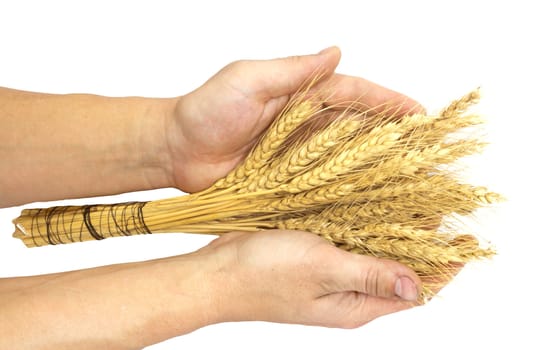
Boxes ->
[164,46,422,193]
[198,230,421,327]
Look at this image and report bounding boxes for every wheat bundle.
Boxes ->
[11,87,502,300]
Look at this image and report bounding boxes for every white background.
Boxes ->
[0,1,532,349]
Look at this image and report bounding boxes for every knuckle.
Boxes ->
[286,55,303,64]
[362,265,380,296]
[360,258,397,298]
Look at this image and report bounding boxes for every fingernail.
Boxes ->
[395,276,418,301]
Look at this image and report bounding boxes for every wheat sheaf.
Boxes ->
[12,85,502,300]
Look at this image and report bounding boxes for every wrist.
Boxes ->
[189,239,264,324]
[135,96,180,190]
[152,251,227,333]
[107,253,224,348]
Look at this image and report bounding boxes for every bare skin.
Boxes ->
[0,47,424,349]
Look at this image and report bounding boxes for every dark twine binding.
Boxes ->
[30,201,151,245]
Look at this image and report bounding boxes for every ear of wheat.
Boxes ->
[11,87,502,301]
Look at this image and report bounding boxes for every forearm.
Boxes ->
[0,87,176,207]
[0,253,218,349]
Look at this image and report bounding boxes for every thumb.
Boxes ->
[244,46,341,98]
[327,251,421,301]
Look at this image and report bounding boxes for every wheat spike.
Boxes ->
[242,117,362,192]
[213,99,320,190]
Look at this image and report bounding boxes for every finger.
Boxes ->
[315,292,415,329]
[243,46,342,98]
[323,250,421,301]
[348,293,415,327]
[321,74,425,116]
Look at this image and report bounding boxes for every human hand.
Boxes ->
[164,47,423,193]
[199,230,420,328]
